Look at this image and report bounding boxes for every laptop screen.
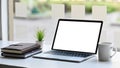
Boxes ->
[52,19,103,54]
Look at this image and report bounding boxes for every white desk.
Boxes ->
[0,41,120,68]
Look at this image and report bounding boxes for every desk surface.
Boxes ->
[0,41,120,68]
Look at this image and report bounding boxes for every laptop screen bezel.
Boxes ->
[51,19,103,54]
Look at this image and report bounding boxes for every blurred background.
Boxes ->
[14,0,120,20]
[13,0,120,48]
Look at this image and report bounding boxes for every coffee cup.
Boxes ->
[98,42,117,61]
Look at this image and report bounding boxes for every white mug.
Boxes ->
[98,42,117,61]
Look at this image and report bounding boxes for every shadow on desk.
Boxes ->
[0,64,26,68]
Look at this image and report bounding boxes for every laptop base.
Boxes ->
[33,53,95,63]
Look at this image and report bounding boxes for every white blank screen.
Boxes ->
[53,20,101,53]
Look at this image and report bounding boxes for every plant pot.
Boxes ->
[36,41,44,50]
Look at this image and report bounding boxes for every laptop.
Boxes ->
[33,19,103,63]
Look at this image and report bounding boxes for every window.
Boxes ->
[10,0,120,47]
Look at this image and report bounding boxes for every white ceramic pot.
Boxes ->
[36,41,44,49]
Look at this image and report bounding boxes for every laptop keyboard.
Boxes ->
[45,50,93,57]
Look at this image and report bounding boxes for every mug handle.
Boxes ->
[110,47,117,58]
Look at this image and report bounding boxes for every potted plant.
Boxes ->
[36,29,45,49]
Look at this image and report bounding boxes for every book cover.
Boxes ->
[1,43,40,54]
[1,49,42,58]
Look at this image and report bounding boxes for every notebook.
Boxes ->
[33,19,103,63]
[1,43,40,54]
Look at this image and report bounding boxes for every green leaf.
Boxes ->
[36,29,45,41]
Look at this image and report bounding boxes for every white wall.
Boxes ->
[1,0,8,41]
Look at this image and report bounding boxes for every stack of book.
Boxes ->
[1,43,42,58]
